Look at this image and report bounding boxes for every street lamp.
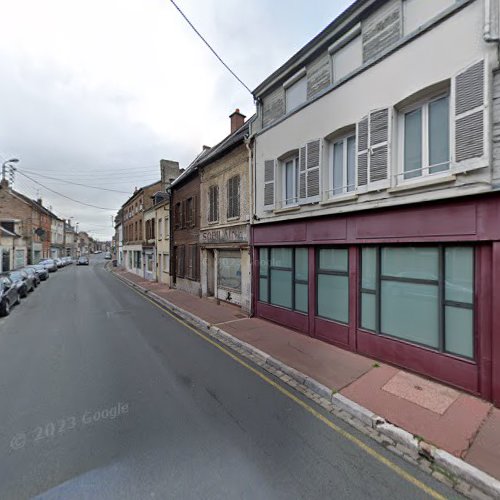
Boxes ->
[2,158,19,182]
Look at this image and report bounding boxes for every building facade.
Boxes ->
[0,220,27,271]
[251,0,500,405]
[154,194,171,285]
[198,111,252,312]
[170,150,209,295]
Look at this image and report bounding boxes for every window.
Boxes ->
[401,94,450,180]
[285,75,307,113]
[227,176,240,219]
[176,245,185,277]
[281,156,299,206]
[218,251,241,291]
[258,247,308,313]
[134,251,141,269]
[164,216,169,238]
[186,198,194,227]
[163,254,169,273]
[316,248,349,323]
[174,203,182,229]
[208,185,219,223]
[329,134,356,196]
[403,0,456,35]
[186,244,199,280]
[331,35,362,82]
[158,218,163,239]
[360,246,474,358]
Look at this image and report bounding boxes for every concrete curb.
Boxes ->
[112,270,500,499]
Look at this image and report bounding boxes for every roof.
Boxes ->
[10,188,63,220]
[195,120,250,169]
[121,179,162,208]
[170,147,212,188]
[252,0,375,96]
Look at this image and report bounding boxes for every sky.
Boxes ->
[0,0,354,240]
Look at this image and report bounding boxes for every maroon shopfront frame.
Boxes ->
[252,194,500,406]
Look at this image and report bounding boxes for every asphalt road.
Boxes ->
[0,256,458,499]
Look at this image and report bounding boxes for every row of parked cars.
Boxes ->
[0,257,75,317]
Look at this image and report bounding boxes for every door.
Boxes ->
[207,249,215,296]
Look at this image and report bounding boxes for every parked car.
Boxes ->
[77,256,89,266]
[39,259,58,272]
[2,270,34,298]
[104,252,112,260]
[26,264,49,281]
[62,256,73,265]
[22,267,40,287]
[54,258,64,268]
[0,277,20,316]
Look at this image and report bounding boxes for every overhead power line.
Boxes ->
[17,169,132,194]
[16,170,120,211]
[169,0,253,95]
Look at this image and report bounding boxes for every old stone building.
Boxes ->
[198,110,252,312]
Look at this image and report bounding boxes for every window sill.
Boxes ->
[227,216,241,222]
[388,174,456,193]
[321,193,358,206]
[208,220,219,225]
[273,205,301,214]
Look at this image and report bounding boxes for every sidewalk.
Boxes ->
[113,268,500,495]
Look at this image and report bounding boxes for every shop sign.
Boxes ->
[201,225,248,244]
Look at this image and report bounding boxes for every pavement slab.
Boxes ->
[465,408,500,480]
[341,365,492,457]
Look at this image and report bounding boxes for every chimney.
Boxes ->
[229,108,246,134]
[37,198,43,205]
[160,159,181,189]
[0,179,8,189]
[202,145,211,152]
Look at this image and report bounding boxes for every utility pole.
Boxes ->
[2,158,19,184]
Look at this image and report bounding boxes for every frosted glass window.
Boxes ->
[295,248,308,281]
[429,96,450,173]
[259,278,268,302]
[361,247,377,289]
[445,247,473,304]
[285,76,307,113]
[270,269,293,308]
[404,108,422,179]
[317,274,349,323]
[361,292,376,331]
[445,306,473,358]
[381,281,439,348]
[271,248,292,268]
[381,247,438,281]
[260,248,268,276]
[295,283,308,313]
[319,248,348,272]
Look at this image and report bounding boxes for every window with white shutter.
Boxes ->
[263,160,276,210]
[305,139,321,202]
[356,108,391,191]
[208,185,218,223]
[453,59,487,170]
[227,175,240,219]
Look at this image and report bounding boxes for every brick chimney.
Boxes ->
[160,159,180,188]
[229,109,246,134]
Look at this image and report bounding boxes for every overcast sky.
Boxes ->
[0,0,354,240]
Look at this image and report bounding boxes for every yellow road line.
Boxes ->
[114,274,446,499]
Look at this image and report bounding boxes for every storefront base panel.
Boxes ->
[256,302,309,334]
[314,317,350,348]
[357,330,479,395]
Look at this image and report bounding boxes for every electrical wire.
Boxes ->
[17,169,132,194]
[16,170,120,211]
[169,0,252,95]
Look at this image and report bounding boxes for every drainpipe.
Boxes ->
[484,0,500,55]
[244,131,256,317]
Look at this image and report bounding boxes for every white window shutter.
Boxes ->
[369,108,390,182]
[454,59,486,164]
[356,116,369,186]
[263,160,276,210]
[298,146,307,202]
[306,139,321,202]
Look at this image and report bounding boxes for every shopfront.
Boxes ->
[252,195,500,406]
[200,224,251,312]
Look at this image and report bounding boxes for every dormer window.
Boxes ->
[284,69,307,113]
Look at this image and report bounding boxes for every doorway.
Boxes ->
[207,249,215,297]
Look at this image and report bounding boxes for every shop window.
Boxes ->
[316,248,349,323]
[360,246,474,358]
[218,251,241,291]
[258,247,308,313]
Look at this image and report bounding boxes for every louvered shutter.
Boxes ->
[306,140,321,202]
[357,117,369,186]
[454,60,486,163]
[298,146,306,202]
[264,160,275,210]
[369,108,389,182]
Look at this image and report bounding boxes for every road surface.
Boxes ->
[0,256,458,499]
